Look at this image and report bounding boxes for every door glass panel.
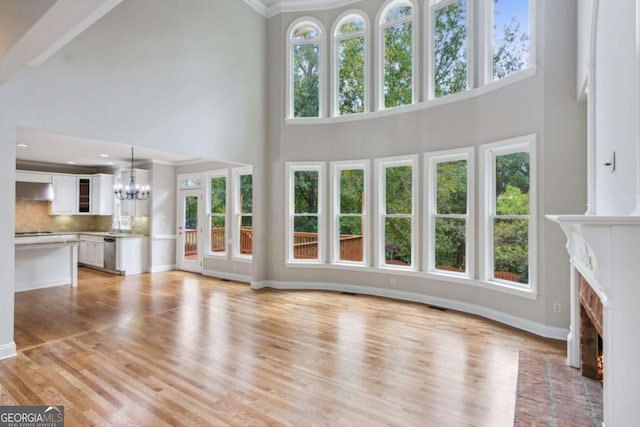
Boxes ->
[184,195,198,261]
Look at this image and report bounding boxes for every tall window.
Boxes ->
[376,155,417,268]
[287,163,325,263]
[379,0,416,109]
[288,19,324,118]
[233,168,252,259]
[332,161,368,264]
[333,13,368,116]
[492,0,531,80]
[209,172,227,255]
[425,148,473,275]
[429,0,469,98]
[480,135,536,290]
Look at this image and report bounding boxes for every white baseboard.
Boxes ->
[203,269,251,284]
[0,341,17,360]
[149,264,175,273]
[15,278,71,293]
[251,280,569,340]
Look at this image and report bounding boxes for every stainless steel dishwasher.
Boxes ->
[103,237,116,271]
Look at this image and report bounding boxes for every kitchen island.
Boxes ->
[15,234,79,292]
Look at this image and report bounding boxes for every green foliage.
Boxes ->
[494,218,529,282]
[384,166,412,264]
[185,195,198,230]
[338,28,365,115]
[497,184,529,215]
[384,21,413,108]
[293,43,320,117]
[433,0,467,97]
[434,160,467,270]
[294,170,319,233]
[493,0,529,80]
[210,177,226,214]
[240,174,252,214]
[339,169,364,236]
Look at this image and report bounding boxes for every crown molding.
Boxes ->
[245,0,362,18]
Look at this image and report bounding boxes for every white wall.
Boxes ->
[0,0,267,358]
[262,0,586,334]
[149,162,176,272]
[594,0,639,215]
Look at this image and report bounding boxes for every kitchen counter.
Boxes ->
[15,236,78,291]
[78,232,149,238]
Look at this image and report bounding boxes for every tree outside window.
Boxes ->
[292,24,321,117]
[380,162,414,266]
[382,4,414,108]
[336,167,366,262]
[493,0,530,80]
[238,173,252,256]
[434,159,468,272]
[210,176,226,253]
[336,17,366,115]
[493,151,530,284]
[290,167,323,261]
[432,0,467,97]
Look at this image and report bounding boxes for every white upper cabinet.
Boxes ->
[92,174,114,215]
[51,174,77,214]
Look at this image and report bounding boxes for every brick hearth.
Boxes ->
[578,273,603,380]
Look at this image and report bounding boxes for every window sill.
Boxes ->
[285,66,537,126]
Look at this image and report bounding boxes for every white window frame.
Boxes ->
[424,147,474,277]
[425,0,474,100]
[375,154,418,269]
[232,166,253,261]
[286,17,326,119]
[479,134,537,294]
[479,0,536,84]
[331,10,370,117]
[286,162,326,264]
[330,160,370,266]
[376,0,419,111]
[207,170,229,258]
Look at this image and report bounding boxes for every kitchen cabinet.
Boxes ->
[50,173,114,215]
[78,235,104,268]
[116,235,148,275]
[51,174,77,214]
[119,169,149,216]
[77,176,92,213]
[92,174,114,215]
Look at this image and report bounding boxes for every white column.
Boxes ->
[633,0,640,215]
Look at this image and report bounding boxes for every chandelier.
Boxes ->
[114,147,150,201]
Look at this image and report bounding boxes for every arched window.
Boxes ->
[377,0,417,109]
[287,18,325,118]
[332,12,369,116]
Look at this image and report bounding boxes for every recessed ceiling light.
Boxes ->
[66,161,76,165]
[16,143,29,148]
[100,154,109,158]
[106,161,115,165]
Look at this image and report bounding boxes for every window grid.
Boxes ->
[208,173,228,257]
[331,161,369,265]
[425,148,474,277]
[376,155,418,269]
[333,12,369,116]
[233,168,252,259]
[287,163,325,263]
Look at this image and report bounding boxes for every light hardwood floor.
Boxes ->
[2,268,564,426]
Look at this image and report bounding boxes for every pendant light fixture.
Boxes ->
[114,147,150,201]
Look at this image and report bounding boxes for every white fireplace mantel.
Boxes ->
[547,215,640,427]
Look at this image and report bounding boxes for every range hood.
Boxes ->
[15,182,54,201]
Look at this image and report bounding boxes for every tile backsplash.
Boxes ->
[15,201,148,234]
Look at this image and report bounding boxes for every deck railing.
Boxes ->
[184,228,362,260]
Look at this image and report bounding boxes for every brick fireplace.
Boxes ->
[578,273,603,382]
[548,215,640,426]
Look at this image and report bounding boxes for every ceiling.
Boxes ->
[16,128,198,169]
[246,0,362,17]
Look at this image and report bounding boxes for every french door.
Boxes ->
[177,189,203,272]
